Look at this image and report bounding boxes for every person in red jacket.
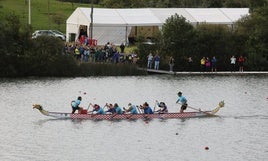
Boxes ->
[238,55,245,72]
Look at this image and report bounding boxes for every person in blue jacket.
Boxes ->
[71,96,83,114]
[176,91,188,113]
[92,104,105,114]
[123,103,138,114]
[114,103,123,114]
[140,102,153,114]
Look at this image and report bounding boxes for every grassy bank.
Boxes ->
[0,0,88,32]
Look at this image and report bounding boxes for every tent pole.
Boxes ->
[90,1,93,40]
[125,26,128,46]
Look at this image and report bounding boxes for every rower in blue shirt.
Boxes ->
[92,104,105,114]
[114,103,123,114]
[123,103,138,114]
[140,102,153,114]
[176,91,188,113]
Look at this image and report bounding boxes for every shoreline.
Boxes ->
[143,68,268,75]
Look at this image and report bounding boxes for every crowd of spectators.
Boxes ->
[64,33,246,72]
[199,55,246,72]
[64,41,138,64]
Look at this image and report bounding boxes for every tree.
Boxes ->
[203,0,223,7]
[235,6,268,70]
[0,13,32,76]
[100,0,147,8]
[224,0,249,7]
[160,14,196,70]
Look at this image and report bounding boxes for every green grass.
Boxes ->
[0,0,92,33]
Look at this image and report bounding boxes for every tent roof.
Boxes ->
[219,8,249,22]
[116,8,162,26]
[150,8,197,24]
[185,8,232,24]
[80,8,126,26]
[67,8,249,27]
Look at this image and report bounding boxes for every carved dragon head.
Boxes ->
[33,104,43,111]
[218,101,225,108]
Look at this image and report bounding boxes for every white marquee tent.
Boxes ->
[66,8,249,45]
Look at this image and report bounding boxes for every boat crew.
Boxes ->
[140,102,153,114]
[155,101,168,113]
[114,103,123,114]
[123,103,138,114]
[176,91,188,113]
[71,96,83,114]
[92,104,105,114]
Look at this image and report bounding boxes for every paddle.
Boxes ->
[177,102,214,116]
[87,103,93,111]
[102,104,107,111]
[136,105,142,114]
[153,100,157,112]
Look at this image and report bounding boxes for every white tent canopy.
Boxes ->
[66,8,249,45]
[116,8,163,26]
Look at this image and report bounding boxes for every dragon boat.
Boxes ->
[33,101,224,120]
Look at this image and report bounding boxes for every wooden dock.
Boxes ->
[140,68,268,75]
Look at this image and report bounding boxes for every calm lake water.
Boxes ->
[0,75,267,161]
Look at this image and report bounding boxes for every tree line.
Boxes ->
[59,0,267,9]
[136,6,268,71]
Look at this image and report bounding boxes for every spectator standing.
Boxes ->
[74,46,81,60]
[238,55,245,72]
[120,43,125,53]
[211,56,217,72]
[90,47,96,63]
[79,45,85,61]
[230,55,236,72]
[188,57,193,70]
[200,57,206,72]
[147,52,153,68]
[154,54,160,70]
[169,56,175,72]
[83,47,90,62]
[205,57,211,72]
[113,51,120,64]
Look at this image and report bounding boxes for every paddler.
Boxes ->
[176,91,188,113]
[92,104,105,114]
[123,103,138,114]
[155,101,168,113]
[71,96,83,114]
[140,102,153,114]
[114,103,123,114]
[105,103,116,114]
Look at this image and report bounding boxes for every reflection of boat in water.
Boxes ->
[33,101,224,120]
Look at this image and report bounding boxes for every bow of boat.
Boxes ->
[33,104,71,119]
